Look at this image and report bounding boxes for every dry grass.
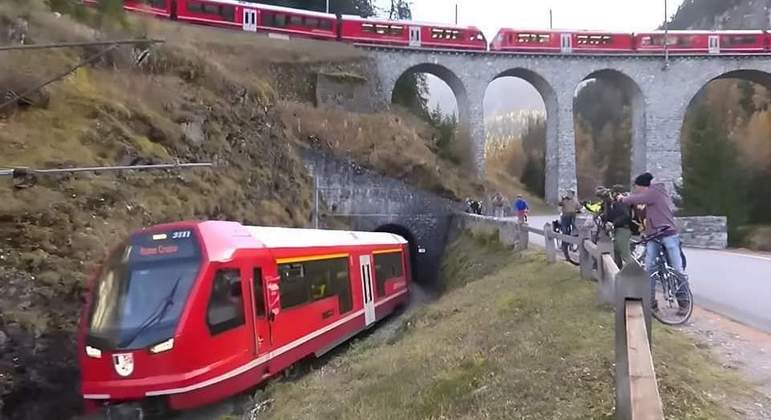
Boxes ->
[278,101,485,200]
[260,232,758,420]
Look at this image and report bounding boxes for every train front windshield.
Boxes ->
[86,229,201,351]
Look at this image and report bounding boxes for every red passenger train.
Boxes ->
[82,0,771,55]
[78,221,411,412]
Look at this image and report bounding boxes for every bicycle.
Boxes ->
[551,217,580,266]
[630,229,693,325]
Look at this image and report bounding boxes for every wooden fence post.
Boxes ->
[579,226,593,279]
[544,222,556,263]
[519,222,529,250]
[614,261,654,419]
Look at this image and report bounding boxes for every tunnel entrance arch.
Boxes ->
[374,223,420,287]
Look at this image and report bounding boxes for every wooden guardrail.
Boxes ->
[520,221,664,420]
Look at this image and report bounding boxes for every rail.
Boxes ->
[518,220,664,419]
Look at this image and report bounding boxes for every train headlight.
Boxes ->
[85,346,102,359]
[149,338,174,354]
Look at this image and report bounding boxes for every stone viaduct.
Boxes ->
[363,48,771,202]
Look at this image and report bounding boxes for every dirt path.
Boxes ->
[683,307,771,419]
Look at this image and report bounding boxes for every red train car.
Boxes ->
[491,29,634,54]
[635,30,767,54]
[175,1,338,40]
[340,15,487,50]
[83,0,338,40]
[79,221,410,412]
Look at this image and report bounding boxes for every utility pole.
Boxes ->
[326,0,330,14]
[314,177,320,229]
[455,3,458,24]
[663,0,670,70]
[549,9,553,29]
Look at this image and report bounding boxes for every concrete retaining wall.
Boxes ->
[450,213,524,249]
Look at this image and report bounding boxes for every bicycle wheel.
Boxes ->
[630,241,646,266]
[562,237,580,266]
[651,269,693,326]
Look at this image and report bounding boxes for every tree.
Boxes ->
[392,73,429,119]
[678,105,750,243]
[388,0,412,19]
[520,117,546,197]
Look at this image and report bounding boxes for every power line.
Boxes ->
[0,39,164,52]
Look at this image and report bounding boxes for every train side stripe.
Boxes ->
[144,289,408,397]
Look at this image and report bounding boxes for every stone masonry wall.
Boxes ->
[676,216,728,250]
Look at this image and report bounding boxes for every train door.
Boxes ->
[409,26,421,47]
[243,8,258,32]
[560,33,573,53]
[251,267,271,355]
[708,35,720,54]
[359,255,376,326]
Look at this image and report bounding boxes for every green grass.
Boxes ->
[261,231,758,420]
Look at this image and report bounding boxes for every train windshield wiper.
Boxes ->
[118,275,182,349]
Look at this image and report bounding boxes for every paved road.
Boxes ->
[522,214,771,334]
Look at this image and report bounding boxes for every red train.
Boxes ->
[79,221,411,412]
[82,0,771,55]
[82,0,487,50]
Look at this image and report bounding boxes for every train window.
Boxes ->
[278,257,352,313]
[187,1,203,13]
[289,15,303,26]
[362,23,375,33]
[148,0,166,8]
[389,25,404,36]
[272,13,286,27]
[206,269,245,335]
[220,5,234,21]
[725,35,757,46]
[203,3,219,15]
[320,19,333,31]
[305,17,319,28]
[253,268,266,317]
[431,28,443,39]
[374,252,403,297]
[539,34,550,43]
[375,24,389,35]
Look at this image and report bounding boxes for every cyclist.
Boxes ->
[618,172,688,313]
[558,190,580,235]
[606,185,634,268]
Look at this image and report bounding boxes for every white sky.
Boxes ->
[402,0,687,40]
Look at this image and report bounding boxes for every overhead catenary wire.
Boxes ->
[0,39,164,52]
[0,162,213,178]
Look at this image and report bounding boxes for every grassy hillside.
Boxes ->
[259,231,760,419]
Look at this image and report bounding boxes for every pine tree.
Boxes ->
[678,106,750,243]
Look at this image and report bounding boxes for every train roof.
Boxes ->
[245,226,407,248]
[210,0,337,19]
[190,221,407,262]
[637,30,765,35]
[341,14,481,31]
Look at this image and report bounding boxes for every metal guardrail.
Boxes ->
[522,221,664,420]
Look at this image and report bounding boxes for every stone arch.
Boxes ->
[374,223,420,286]
[677,68,771,204]
[486,68,559,201]
[390,63,470,123]
[576,68,646,190]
